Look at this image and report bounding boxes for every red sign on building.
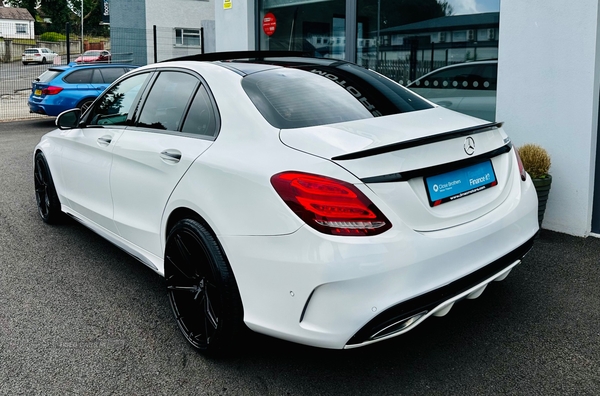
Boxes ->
[262,12,277,36]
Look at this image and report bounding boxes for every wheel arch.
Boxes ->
[164,207,222,260]
[77,96,97,108]
[166,207,204,236]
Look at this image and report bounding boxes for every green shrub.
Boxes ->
[40,32,67,42]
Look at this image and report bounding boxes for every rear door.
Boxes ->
[110,69,219,257]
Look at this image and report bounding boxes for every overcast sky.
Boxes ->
[447,0,500,15]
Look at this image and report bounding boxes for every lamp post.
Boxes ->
[81,0,84,53]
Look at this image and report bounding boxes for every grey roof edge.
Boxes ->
[0,7,35,22]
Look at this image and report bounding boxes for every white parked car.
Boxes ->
[22,47,58,65]
[34,52,538,354]
[407,60,498,122]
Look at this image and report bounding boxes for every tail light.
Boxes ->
[513,147,527,181]
[41,86,63,95]
[271,171,391,236]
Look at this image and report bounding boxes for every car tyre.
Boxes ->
[41,57,47,64]
[77,99,95,113]
[34,152,62,224]
[165,219,244,355]
[22,62,28,65]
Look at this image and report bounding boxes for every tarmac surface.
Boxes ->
[0,119,599,395]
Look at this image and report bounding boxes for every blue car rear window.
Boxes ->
[36,69,63,83]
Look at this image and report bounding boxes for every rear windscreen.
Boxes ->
[242,62,432,129]
[36,69,63,83]
[24,49,39,54]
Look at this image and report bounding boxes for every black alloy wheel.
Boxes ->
[34,152,62,224]
[165,219,244,354]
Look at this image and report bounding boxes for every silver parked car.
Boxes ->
[407,60,497,121]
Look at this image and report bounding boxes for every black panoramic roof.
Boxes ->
[162,50,349,75]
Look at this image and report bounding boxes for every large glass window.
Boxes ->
[257,0,501,121]
[356,0,500,85]
[259,0,346,59]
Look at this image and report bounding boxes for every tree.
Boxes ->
[438,0,454,16]
[3,0,38,21]
[41,0,74,32]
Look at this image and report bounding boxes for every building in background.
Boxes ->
[109,0,215,65]
[0,5,35,40]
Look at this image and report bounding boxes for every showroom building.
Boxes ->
[213,0,600,237]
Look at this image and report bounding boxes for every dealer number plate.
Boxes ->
[425,160,497,207]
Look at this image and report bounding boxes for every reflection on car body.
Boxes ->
[407,60,497,121]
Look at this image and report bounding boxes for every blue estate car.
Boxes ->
[28,63,137,117]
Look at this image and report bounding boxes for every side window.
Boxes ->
[181,85,217,137]
[136,71,199,131]
[87,73,150,126]
[64,69,94,84]
[99,67,128,84]
[90,69,104,83]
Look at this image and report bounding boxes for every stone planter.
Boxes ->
[532,175,552,227]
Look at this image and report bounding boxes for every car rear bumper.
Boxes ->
[344,235,533,348]
[219,177,539,349]
[28,100,62,117]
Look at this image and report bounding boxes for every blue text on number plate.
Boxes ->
[425,160,497,207]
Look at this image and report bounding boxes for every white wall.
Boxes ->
[0,19,34,39]
[215,0,255,51]
[497,0,600,236]
[145,0,215,62]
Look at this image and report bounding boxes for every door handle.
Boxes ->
[160,150,182,164]
[97,135,112,146]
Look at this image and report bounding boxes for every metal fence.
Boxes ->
[1,23,455,122]
[0,24,210,121]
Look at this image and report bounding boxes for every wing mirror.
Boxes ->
[56,108,82,130]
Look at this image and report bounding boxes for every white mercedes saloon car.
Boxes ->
[34,51,539,354]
